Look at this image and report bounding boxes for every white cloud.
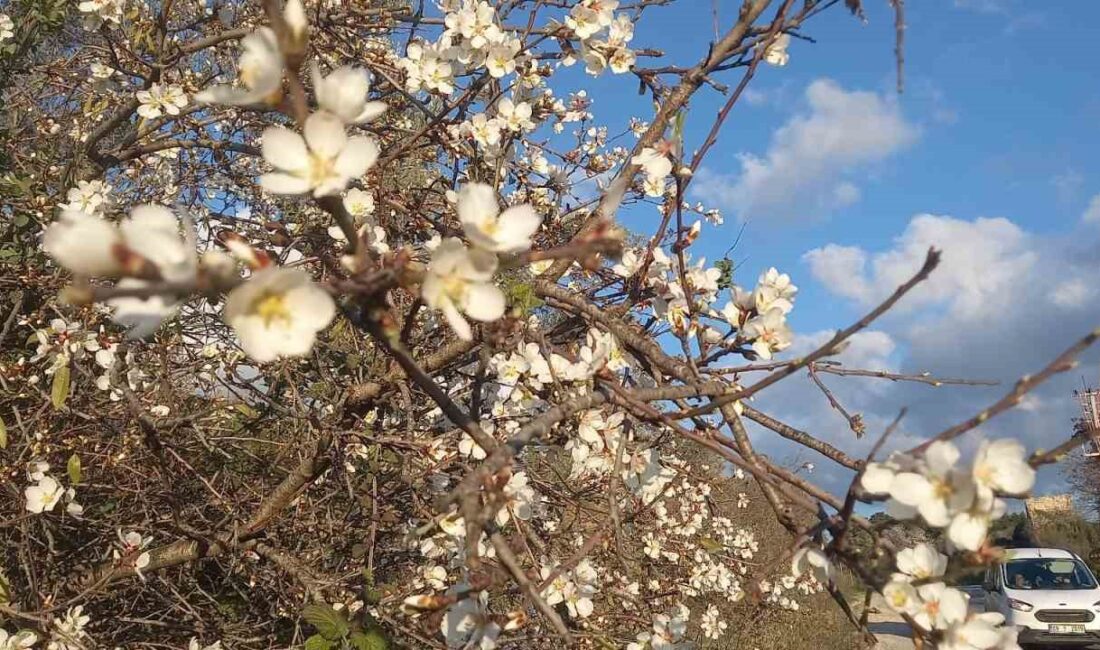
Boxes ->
[790,329,897,372]
[746,213,1100,499]
[1051,278,1093,309]
[692,79,918,222]
[803,214,1035,319]
[1052,169,1083,203]
[831,182,861,208]
[953,0,1009,14]
[1082,194,1100,224]
[743,88,769,106]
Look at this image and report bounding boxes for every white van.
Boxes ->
[983,547,1100,647]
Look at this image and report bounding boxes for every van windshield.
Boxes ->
[1005,558,1098,590]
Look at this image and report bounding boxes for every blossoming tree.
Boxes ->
[0,0,1096,648]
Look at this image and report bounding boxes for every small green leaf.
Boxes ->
[0,416,7,449]
[303,634,335,650]
[67,453,82,485]
[51,365,71,409]
[715,258,733,291]
[233,403,258,418]
[349,629,389,650]
[302,604,349,640]
[502,279,543,315]
[698,537,723,553]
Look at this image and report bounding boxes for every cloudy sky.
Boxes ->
[602,1,1100,502]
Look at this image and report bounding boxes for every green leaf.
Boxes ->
[698,536,723,553]
[502,278,543,315]
[234,403,258,418]
[67,453,82,485]
[302,604,349,640]
[0,416,7,449]
[715,258,733,291]
[349,629,389,650]
[303,634,335,650]
[51,365,71,409]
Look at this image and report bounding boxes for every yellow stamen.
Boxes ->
[306,153,335,187]
[253,292,291,326]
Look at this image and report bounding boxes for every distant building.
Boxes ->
[1025,494,1075,545]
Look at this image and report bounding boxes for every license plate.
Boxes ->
[1049,624,1086,634]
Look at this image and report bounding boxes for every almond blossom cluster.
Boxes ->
[861,439,1036,551]
[422,183,542,340]
[23,461,82,516]
[881,543,1020,649]
[614,230,796,360]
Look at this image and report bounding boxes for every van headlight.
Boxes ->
[1093,599,1100,611]
[1008,598,1033,612]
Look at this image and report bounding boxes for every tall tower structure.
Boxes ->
[1076,386,1100,457]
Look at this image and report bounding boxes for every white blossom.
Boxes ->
[136,83,188,119]
[343,188,376,217]
[195,27,283,106]
[61,179,111,215]
[912,582,968,632]
[43,210,123,277]
[223,267,336,362]
[456,183,541,253]
[496,98,534,132]
[791,546,834,585]
[25,476,65,513]
[260,112,380,196]
[741,307,793,359]
[444,1,501,49]
[889,441,975,527]
[46,605,91,650]
[0,629,38,650]
[485,38,521,78]
[422,238,505,340]
[0,14,13,42]
[761,33,791,66]
[400,41,455,94]
[894,543,948,582]
[312,64,388,124]
[972,438,1035,498]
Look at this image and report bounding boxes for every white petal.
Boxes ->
[285,284,336,331]
[235,317,278,362]
[947,512,988,551]
[42,211,121,276]
[354,101,388,123]
[457,183,500,229]
[262,127,309,172]
[260,172,312,195]
[925,440,960,476]
[860,463,895,495]
[304,111,347,159]
[461,283,505,322]
[195,85,262,106]
[495,205,542,251]
[888,473,933,507]
[918,498,951,528]
[441,299,472,340]
[333,136,379,178]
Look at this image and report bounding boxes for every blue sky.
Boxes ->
[557,0,1100,501]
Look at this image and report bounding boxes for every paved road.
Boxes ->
[867,586,986,650]
[867,587,1100,650]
